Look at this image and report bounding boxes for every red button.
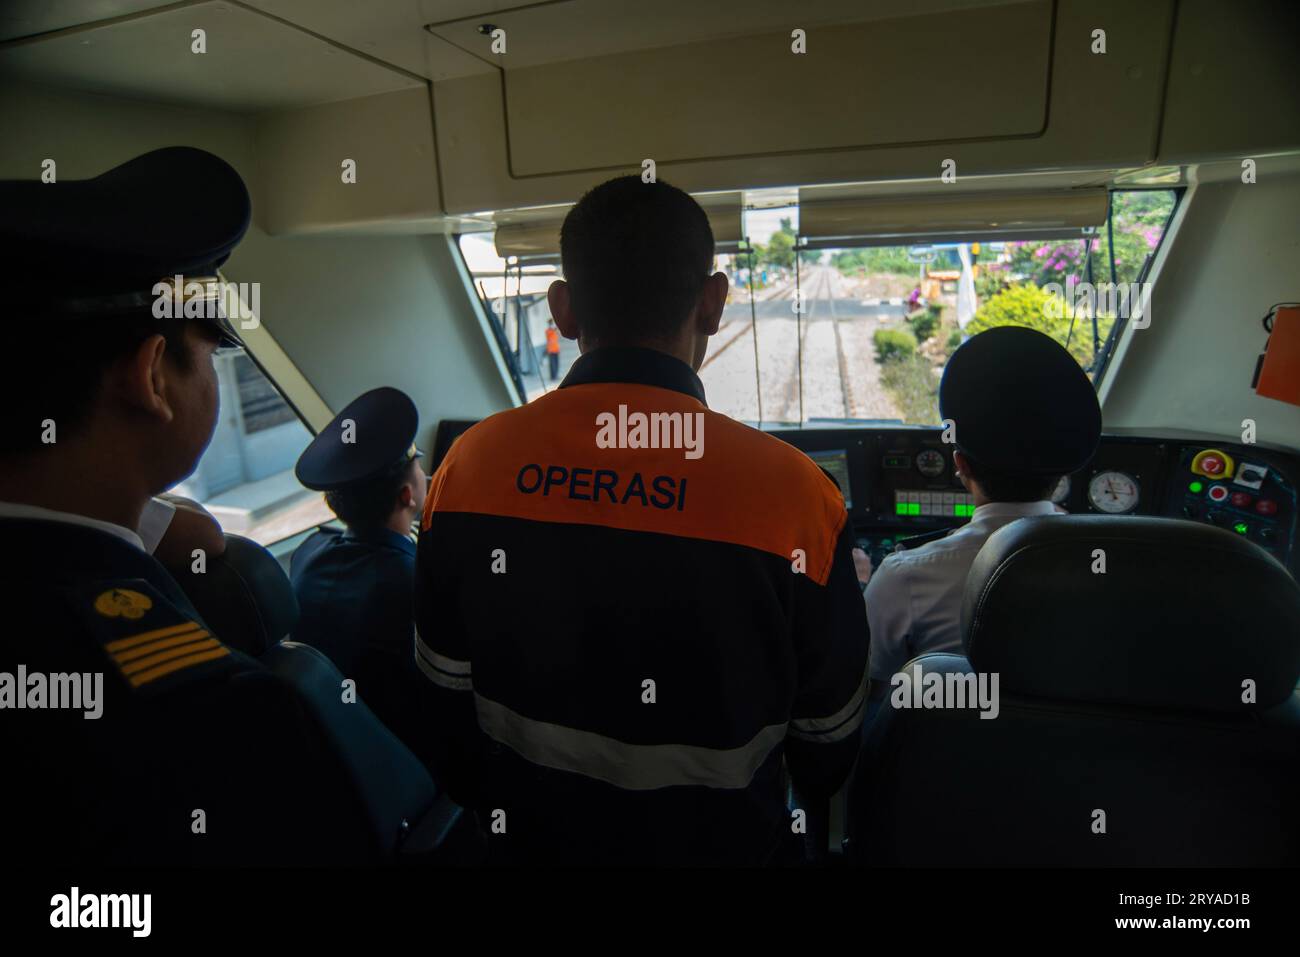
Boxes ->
[1201,455,1224,475]
[1208,485,1229,502]
[1231,492,1252,507]
[1255,499,1278,516]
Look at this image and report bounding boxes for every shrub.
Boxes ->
[974,270,1008,301]
[946,327,964,352]
[965,282,1094,367]
[874,327,918,363]
[908,303,942,342]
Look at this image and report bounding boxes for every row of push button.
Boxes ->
[895,490,976,517]
[1188,481,1278,515]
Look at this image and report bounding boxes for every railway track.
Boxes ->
[697,264,905,424]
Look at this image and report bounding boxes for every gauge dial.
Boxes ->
[916,449,946,478]
[1087,470,1139,514]
[1050,475,1071,505]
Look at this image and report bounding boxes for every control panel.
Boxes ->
[1172,447,1293,557]
[769,429,1298,575]
[432,418,1298,575]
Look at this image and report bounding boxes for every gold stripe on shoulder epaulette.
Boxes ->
[103,621,230,688]
[86,580,233,691]
[125,646,230,688]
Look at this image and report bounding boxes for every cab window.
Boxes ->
[169,347,330,547]
[460,189,1177,425]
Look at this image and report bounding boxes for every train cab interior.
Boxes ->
[1,0,1298,874]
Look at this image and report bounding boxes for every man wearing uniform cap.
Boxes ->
[291,386,431,766]
[863,326,1103,702]
[0,147,374,865]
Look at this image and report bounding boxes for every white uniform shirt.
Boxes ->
[0,496,176,554]
[864,500,1059,681]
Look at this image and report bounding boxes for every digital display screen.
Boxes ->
[807,448,852,509]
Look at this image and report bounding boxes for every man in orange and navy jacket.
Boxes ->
[414,176,869,866]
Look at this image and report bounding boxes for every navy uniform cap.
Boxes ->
[0,146,252,343]
[296,388,421,491]
[939,326,1102,475]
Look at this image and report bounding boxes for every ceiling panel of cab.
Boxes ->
[0,1,422,112]
[423,0,1003,73]
[1,0,1021,82]
[0,0,168,42]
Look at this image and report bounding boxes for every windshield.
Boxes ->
[461,188,1178,424]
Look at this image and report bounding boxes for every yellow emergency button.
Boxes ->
[1190,449,1235,480]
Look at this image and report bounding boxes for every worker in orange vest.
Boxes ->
[545,319,561,381]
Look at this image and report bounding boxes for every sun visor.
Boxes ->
[797,187,1110,244]
[493,191,744,259]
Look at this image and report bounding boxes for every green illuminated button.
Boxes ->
[896,503,908,515]
[908,503,921,516]
[881,539,893,548]
[1233,522,1248,535]
[1188,481,1204,494]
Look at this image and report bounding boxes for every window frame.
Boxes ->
[183,274,336,549]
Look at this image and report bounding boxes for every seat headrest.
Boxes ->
[962,516,1300,712]
[176,534,299,657]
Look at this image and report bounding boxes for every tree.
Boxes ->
[994,190,1175,290]
[830,245,915,276]
[762,228,795,270]
[964,282,1109,368]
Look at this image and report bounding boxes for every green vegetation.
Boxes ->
[907,303,941,343]
[964,282,1117,370]
[832,246,918,276]
[751,217,796,271]
[873,327,918,362]
[881,353,939,424]
[991,191,1175,290]
[974,269,1008,301]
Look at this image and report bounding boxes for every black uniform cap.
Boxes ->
[939,326,1102,475]
[295,387,421,492]
[0,146,252,344]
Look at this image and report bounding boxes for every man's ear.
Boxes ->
[116,333,174,423]
[696,272,728,336]
[953,450,972,491]
[548,279,579,340]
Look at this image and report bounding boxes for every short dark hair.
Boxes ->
[559,176,714,344]
[1,311,200,457]
[961,455,1060,503]
[324,457,415,529]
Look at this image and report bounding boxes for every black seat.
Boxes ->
[848,515,1300,866]
[173,533,298,656]
[175,533,469,861]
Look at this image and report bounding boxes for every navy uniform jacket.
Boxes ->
[0,518,371,867]
[290,525,430,767]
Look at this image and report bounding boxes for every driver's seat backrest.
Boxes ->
[848,515,1300,866]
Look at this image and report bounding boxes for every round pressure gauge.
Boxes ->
[1050,474,1071,505]
[916,449,946,478]
[1087,470,1139,514]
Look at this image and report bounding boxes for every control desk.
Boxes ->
[771,429,1298,576]
[430,419,1297,577]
